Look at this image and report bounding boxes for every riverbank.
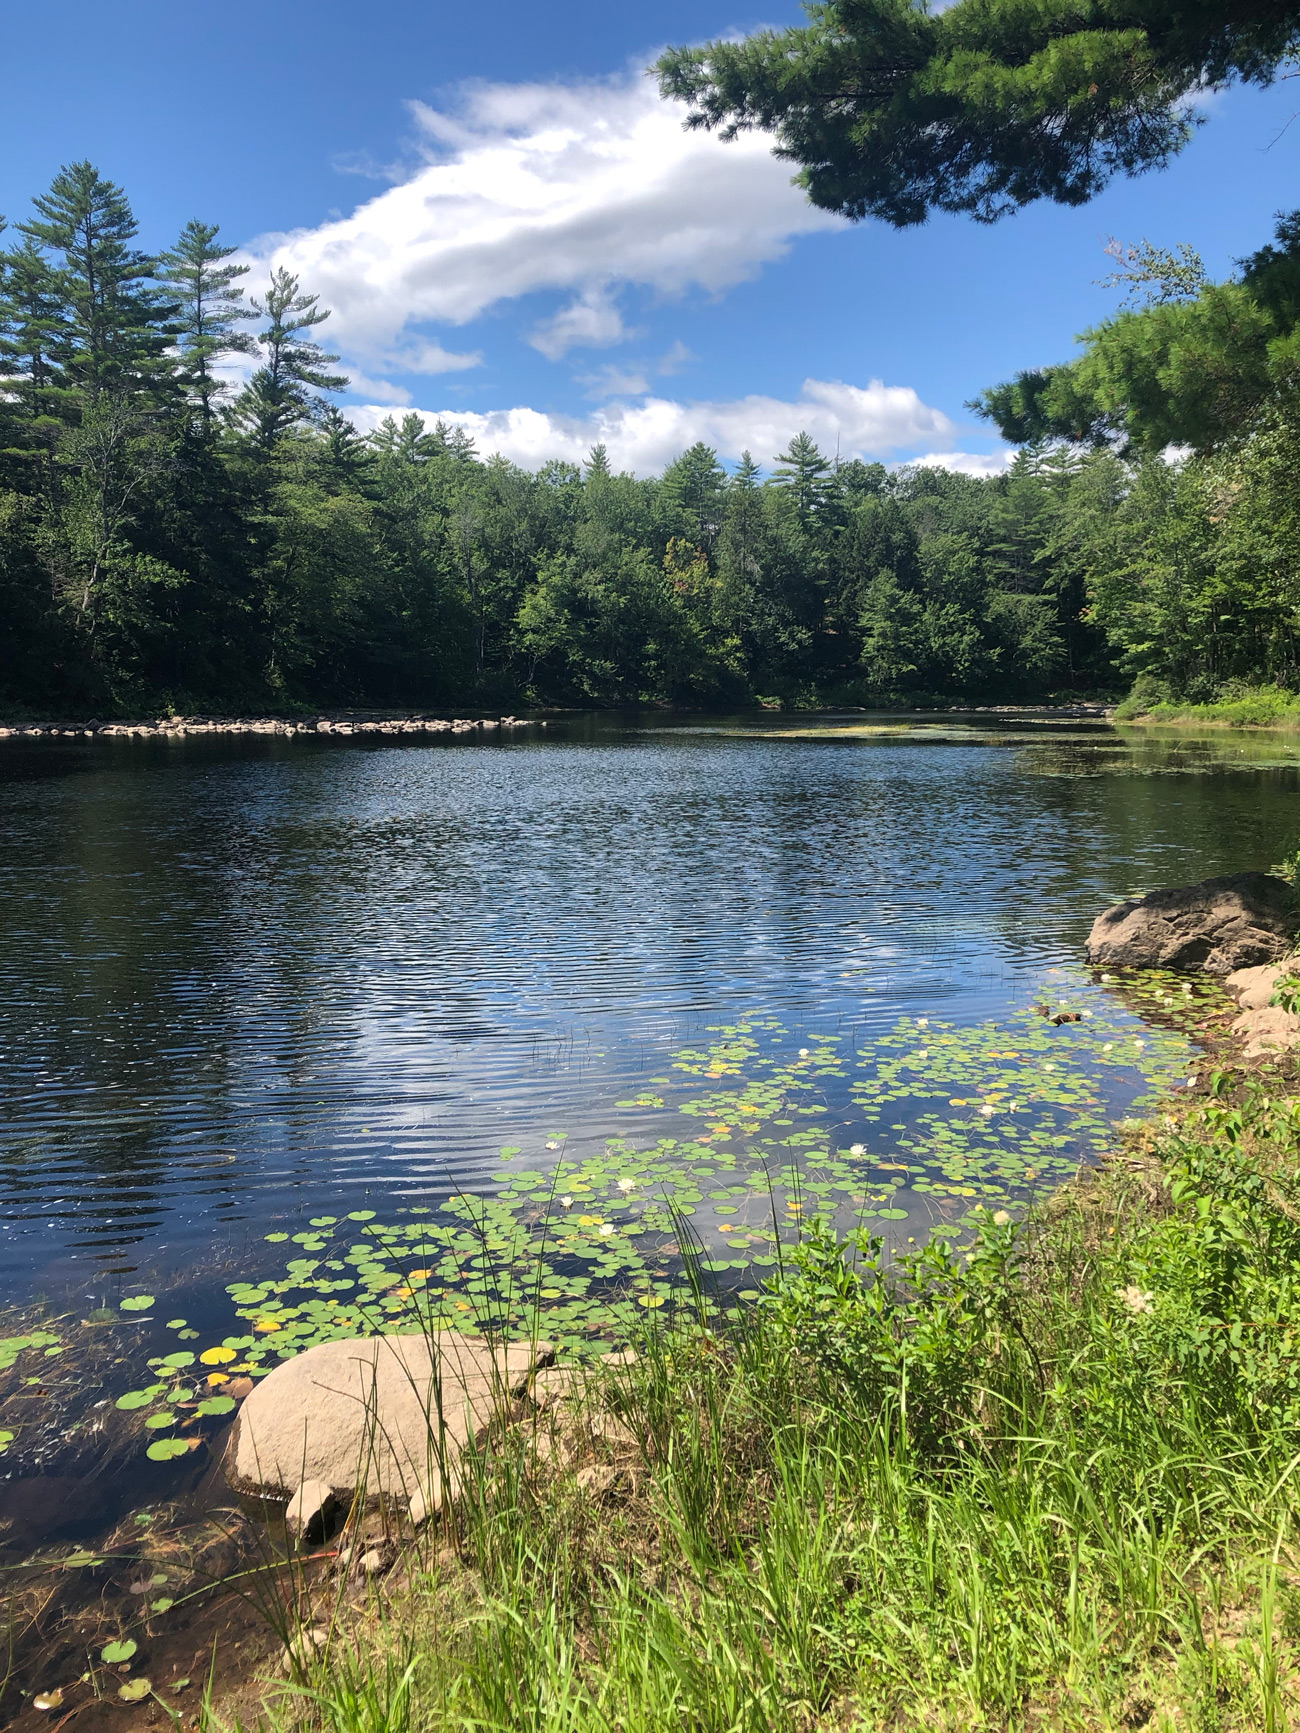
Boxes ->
[1117,687,1300,730]
[218,1068,1300,1732]
[4,993,1298,1732]
[185,1010,1300,1733]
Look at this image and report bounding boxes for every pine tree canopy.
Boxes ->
[977,210,1300,451]
[656,0,1300,227]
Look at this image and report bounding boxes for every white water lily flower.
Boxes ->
[545,1140,560,1151]
[1100,974,1113,983]
[1134,1039,1146,1048]
[799,1047,811,1057]
[560,1196,574,1209]
[1080,1009,1093,1019]
[1102,1043,1114,1051]
[616,1176,636,1193]
[917,1048,928,1059]
[1007,1100,1018,1112]
[980,1104,996,1116]
[916,1018,929,1028]
[598,1224,615,1238]
[849,1143,866,1156]
[1120,1284,1154,1315]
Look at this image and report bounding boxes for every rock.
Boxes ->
[1225,960,1288,1010]
[530,1366,581,1411]
[1085,873,1298,974]
[224,1332,551,1518]
[285,1479,337,1546]
[574,1465,617,1497]
[1231,1003,1300,1057]
[282,1625,330,1674]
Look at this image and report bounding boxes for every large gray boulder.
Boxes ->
[223,1331,551,1524]
[1085,872,1298,974]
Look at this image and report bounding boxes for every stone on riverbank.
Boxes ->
[223,1332,552,1528]
[1085,873,1298,974]
[1224,958,1300,1056]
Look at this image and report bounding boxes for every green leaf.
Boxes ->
[101,1639,138,1664]
[118,1678,151,1702]
[195,1396,235,1416]
[116,1385,165,1410]
[146,1438,191,1462]
[120,1295,155,1312]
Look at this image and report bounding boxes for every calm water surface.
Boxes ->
[2,712,1298,1311]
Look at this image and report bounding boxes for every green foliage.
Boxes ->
[240,1079,1300,1730]
[656,0,1299,228]
[14,159,1300,716]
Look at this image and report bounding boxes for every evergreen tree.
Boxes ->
[231,268,346,450]
[771,431,833,524]
[657,0,1299,227]
[20,161,174,402]
[0,236,71,481]
[662,441,727,548]
[158,220,255,436]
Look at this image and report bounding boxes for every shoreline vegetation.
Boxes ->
[3,980,1289,1733]
[5,161,1299,728]
[232,1052,1300,1733]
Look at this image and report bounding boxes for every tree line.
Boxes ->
[2,160,1298,715]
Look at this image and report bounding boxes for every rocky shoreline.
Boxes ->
[0,713,540,741]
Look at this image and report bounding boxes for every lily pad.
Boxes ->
[101,1639,137,1665]
[120,1295,155,1312]
[146,1438,190,1462]
[195,1395,235,1416]
[116,1385,165,1410]
[118,1678,151,1702]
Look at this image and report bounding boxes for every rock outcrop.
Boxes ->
[223,1331,551,1530]
[1225,959,1300,1057]
[1085,873,1297,974]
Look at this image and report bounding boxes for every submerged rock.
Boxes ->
[1085,873,1298,974]
[223,1332,551,1524]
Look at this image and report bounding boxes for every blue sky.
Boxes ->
[3,1,1299,474]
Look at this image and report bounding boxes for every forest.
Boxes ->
[4,160,1300,716]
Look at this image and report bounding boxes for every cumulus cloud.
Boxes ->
[243,71,842,377]
[349,377,971,477]
[906,449,1016,477]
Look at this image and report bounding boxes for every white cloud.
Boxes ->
[656,339,694,376]
[577,363,653,399]
[349,376,964,476]
[905,449,1015,477]
[345,372,413,406]
[243,70,842,378]
[529,291,631,360]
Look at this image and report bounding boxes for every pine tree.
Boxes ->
[732,450,762,490]
[662,441,726,547]
[158,221,256,436]
[585,442,611,482]
[771,431,832,524]
[231,268,346,450]
[0,235,72,481]
[20,161,174,402]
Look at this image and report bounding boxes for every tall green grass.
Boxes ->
[1115,684,1300,729]
[226,1079,1300,1730]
